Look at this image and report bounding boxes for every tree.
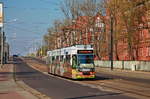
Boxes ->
[104,0,150,60]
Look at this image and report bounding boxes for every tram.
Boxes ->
[46,45,95,79]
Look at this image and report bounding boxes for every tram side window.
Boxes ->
[49,56,52,64]
[60,55,63,62]
[46,56,49,64]
[52,56,55,63]
[72,55,77,69]
[56,56,59,61]
[66,55,70,63]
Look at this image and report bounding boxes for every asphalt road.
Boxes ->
[14,58,135,99]
[96,72,150,85]
[33,57,150,84]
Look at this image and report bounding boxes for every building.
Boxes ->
[56,1,150,61]
[110,0,150,61]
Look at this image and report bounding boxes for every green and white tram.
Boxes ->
[46,45,95,79]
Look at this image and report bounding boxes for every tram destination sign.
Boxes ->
[78,50,93,54]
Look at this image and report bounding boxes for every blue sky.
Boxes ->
[0,0,64,55]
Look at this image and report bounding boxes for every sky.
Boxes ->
[0,0,64,55]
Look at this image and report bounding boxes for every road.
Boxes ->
[33,57,150,84]
[25,57,150,99]
[96,72,150,84]
[13,57,135,99]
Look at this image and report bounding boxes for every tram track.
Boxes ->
[23,57,150,99]
[113,79,150,89]
[102,83,150,99]
[82,79,150,99]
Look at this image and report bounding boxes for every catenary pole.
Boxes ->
[110,14,113,70]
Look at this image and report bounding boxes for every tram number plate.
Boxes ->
[82,69,90,71]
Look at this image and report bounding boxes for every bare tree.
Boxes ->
[60,0,107,59]
[60,0,81,20]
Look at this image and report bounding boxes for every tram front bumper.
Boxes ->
[76,74,95,79]
[72,70,95,79]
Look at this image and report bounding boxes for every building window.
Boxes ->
[138,48,143,56]
[124,38,127,43]
[148,46,150,56]
[141,48,143,56]
[140,31,144,39]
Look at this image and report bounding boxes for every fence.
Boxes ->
[94,60,150,71]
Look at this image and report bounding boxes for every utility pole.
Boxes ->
[110,14,114,70]
[0,3,4,67]
[40,39,43,57]
[0,28,4,67]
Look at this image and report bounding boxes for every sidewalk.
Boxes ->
[95,67,150,80]
[0,62,38,99]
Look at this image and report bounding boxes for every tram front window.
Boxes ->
[78,55,94,64]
